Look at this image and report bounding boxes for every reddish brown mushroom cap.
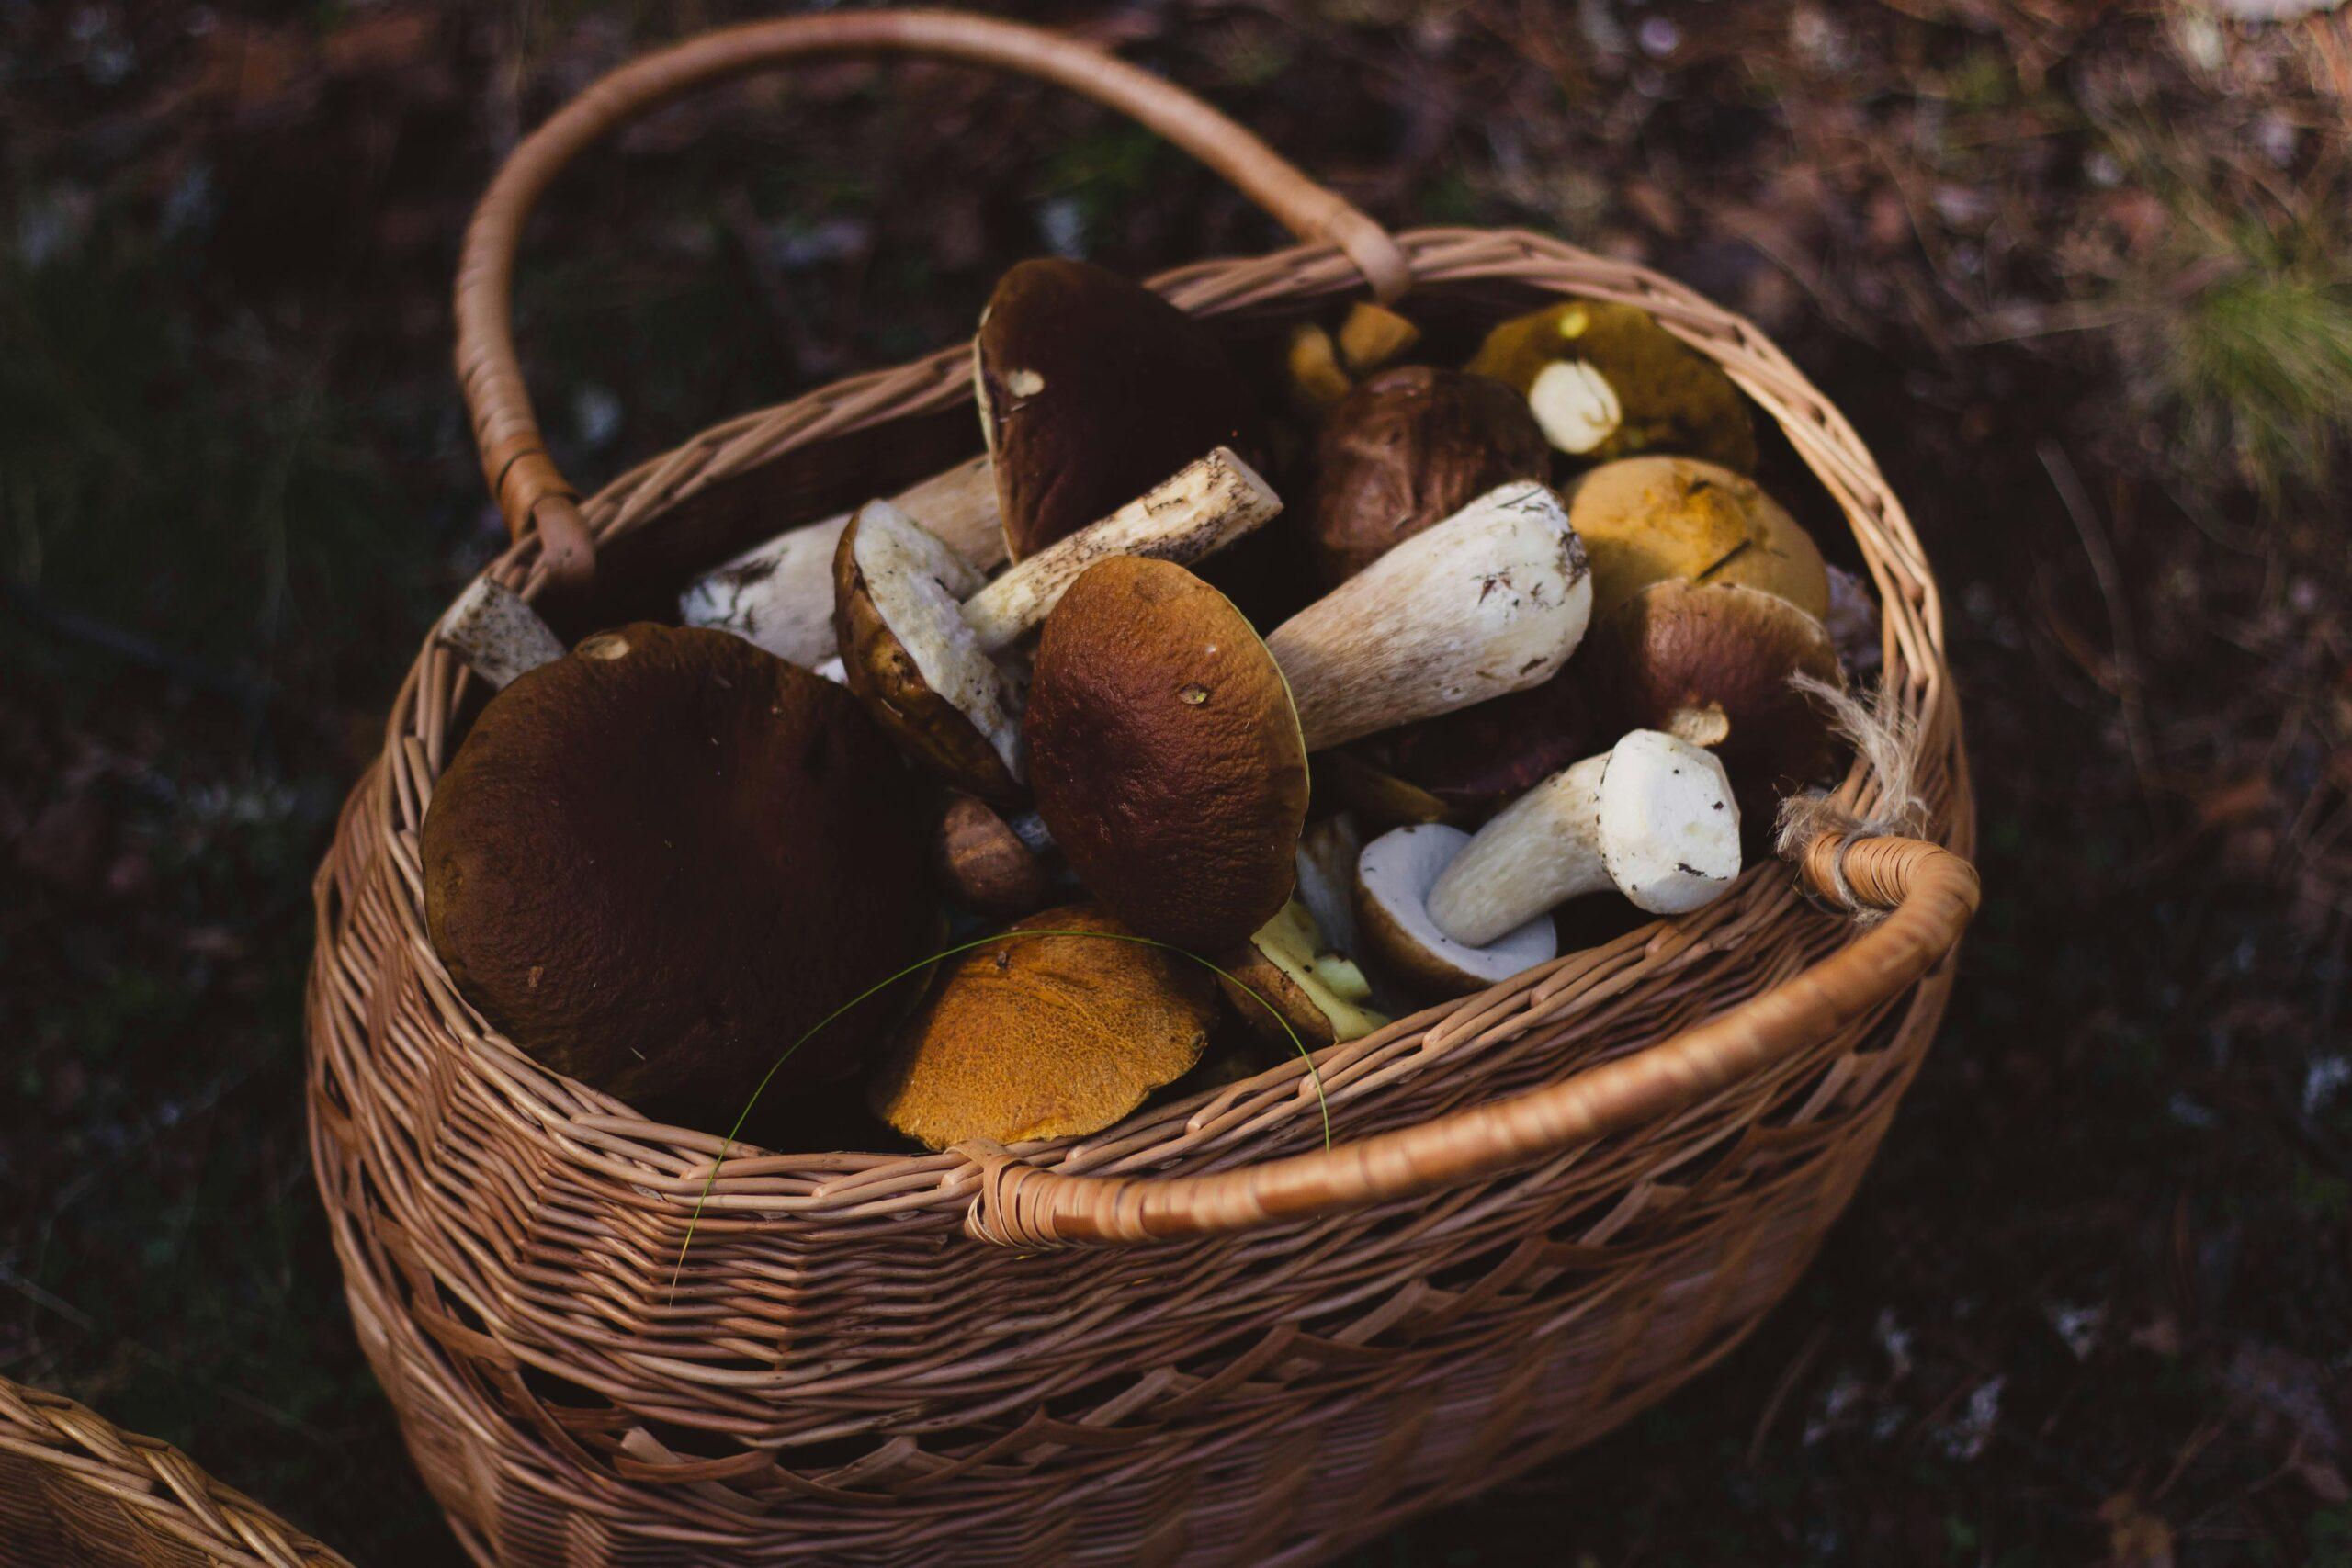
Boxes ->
[421,623,935,1115]
[1024,558,1308,953]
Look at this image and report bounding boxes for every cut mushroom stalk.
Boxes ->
[1425,729,1742,947]
[836,447,1281,801]
[680,454,1001,667]
[1266,479,1592,751]
[436,579,563,689]
[1352,823,1558,998]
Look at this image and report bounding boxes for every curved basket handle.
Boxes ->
[456,9,1410,589]
[960,833,1979,1248]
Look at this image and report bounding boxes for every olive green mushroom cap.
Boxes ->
[421,623,935,1116]
[1024,557,1309,953]
[1466,299,1758,473]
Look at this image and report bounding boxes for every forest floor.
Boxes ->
[5,2,2350,1562]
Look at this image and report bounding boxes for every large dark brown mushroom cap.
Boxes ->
[1306,366,1552,587]
[978,258,1268,561]
[422,623,936,1116]
[1593,579,1843,829]
[1025,558,1308,953]
[1341,669,1600,823]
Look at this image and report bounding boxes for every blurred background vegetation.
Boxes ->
[4,1,2349,1562]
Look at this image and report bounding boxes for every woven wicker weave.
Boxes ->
[306,13,1979,1565]
[0,1376,350,1568]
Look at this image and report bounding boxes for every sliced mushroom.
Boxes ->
[1566,456,1830,621]
[421,620,935,1114]
[869,905,1216,1150]
[1217,897,1388,1048]
[978,258,1268,562]
[1025,484,1591,951]
[1424,729,1743,948]
[679,455,1001,668]
[1466,299,1758,472]
[935,795,1055,917]
[834,446,1281,802]
[1352,823,1558,998]
[1306,366,1552,587]
[436,579,565,690]
[1591,579,1842,828]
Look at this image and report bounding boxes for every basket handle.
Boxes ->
[455,10,1410,589]
[959,832,1979,1248]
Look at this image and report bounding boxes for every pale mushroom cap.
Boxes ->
[1566,457,1829,622]
[1353,823,1558,998]
[1217,897,1388,1048]
[834,500,1024,800]
[1594,730,1743,914]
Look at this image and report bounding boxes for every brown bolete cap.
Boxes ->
[1593,578,1843,828]
[935,795,1053,917]
[421,623,935,1115]
[1306,366,1552,588]
[977,258,1267,561]
[870,905,1216,1150]
[1339,670,1600,826]
[1566,456,1829,622]
[1465,299,1758,472]
[1025,557,1308,953]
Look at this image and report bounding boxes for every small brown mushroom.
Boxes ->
[977,258,1269,562]
[1335,300,1422,375]
[1305,366,1553,587]
[421,621,935,1115]
[1566,456,1830,622]
[1216,897,1388,1049]
[935,795,1054,917]
[1336,667,1600,826]
[870,905,1216,1150]
[1466,299,1758,472]
[833,447,1281,803]
[1590,579,1843,829]
[1025,484,1592,951]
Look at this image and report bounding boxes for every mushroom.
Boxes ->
[869,905,1217,1150]
[1285,322,1354,417]
[421,619,936,1113]
[1336,299,1421,374]
[935,794,1055,917]
[833,446,1281,802]
[679,455,1001,669]
[1465,299,1758,472]
[1351,824,1558,998]
[435,578,565,690]
[1305,366,1552,587]
[1590,579,1843,829]
[1566,456,1830,622]
[977,258,1268,562]
[1333,658,1600,828]
[1216,897,1388,1048]
[1024,481,1590,951]
[1427,729,1742,943]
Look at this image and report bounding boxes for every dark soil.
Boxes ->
[5,3,2347,1563]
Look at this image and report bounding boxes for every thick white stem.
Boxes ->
[1426,754,1610,945]
[436,579,563,690]
[958,447,1280,653]
[1265,481,1591,752]
[680,455,1001,666]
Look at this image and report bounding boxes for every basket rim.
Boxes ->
[347,225,1972,1224]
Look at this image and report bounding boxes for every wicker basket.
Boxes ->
[0,1375,351,1568]
[305,13,1979,1565]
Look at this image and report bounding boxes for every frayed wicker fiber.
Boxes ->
[306,13,1978,1565]
[0,1376,350,1568]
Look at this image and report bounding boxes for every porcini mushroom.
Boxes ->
[1025,482,1592,951]
[1335,662,1600,827]
[1217,897,1388,1048]
[1336,300,1422,375]
[1466,299,1758,472]
[1591,579,1842,828]
[1425,728,1742,944]
[977,258,1268,562]
[1306,366,1552,587]
[870,905,1216,1150]
[435,578,565,690]
[1351,824,1558,998]
[679,455,1001,668]
[421,620,935,1113]
[834,446,1281,802]
[1567,456,1830,622]
[935,794,1055,916]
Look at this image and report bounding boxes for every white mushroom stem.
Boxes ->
[957,447,1279,651]
[1427,730,1742,946]
[680,454,1001,666]
[1265,480,1592,752]
[436,579,563,689]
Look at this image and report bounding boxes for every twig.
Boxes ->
[2039,440,2158,818]
[1747,1322,1833,1466]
